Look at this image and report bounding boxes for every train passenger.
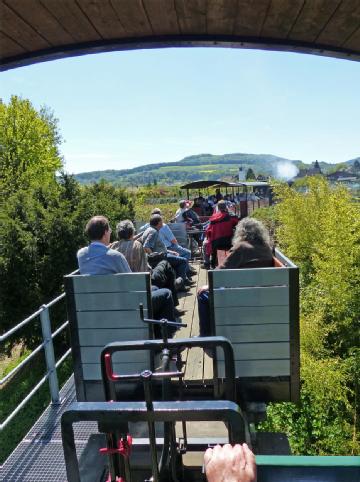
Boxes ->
[175,200,202,226]
[202,200,239,269]
[204,443,257,482]
[198,218,273,337]
[149,208,192,261]
[175,200,189,223]
[77,216,177,327]
[111,219,185,317]
[141,214,194,287]
[137,209,195,280]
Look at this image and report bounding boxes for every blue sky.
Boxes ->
[1,47,359,174]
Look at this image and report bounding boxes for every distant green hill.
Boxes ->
[73,153,357,186]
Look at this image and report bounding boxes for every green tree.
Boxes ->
[0,96,62,190]
[259,177,360,455]
[246,168,256,180]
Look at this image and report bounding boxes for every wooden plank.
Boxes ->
[217,342,290,361]
[79,328,149,346]
[182,263,205,380]
[44,0,101,42]
[143,0,180,35]
[289,0,340,43]
[8,0,74,45]
[111,0,153,36]
[317,1,360,47]
[218,359,290,378]
[77,310,148,329]
[0,2,50,50]
[80,346,149,364]
[203,351,213,380]
[233,0,270,37]
[215,324,289,343]
[214,305,290,325]
[76,0,126,39]
[212,268,289,288]
[175,0,207,34]
[0,31,26,57]
[213,286,289,307]
[83,362,150,380]
[206,0,238,35]
[70,273,148,293]
[75,292,148,311]
[343,25,360,52]
[261,0,304,38]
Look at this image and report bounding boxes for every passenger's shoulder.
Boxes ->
[107,247,125,257]
[77,246,88,257]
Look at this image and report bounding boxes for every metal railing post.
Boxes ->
[40,305,60,404]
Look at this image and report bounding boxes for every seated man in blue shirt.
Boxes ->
[77,216,176,325]
[151,208,191,261]
[141,214,194,286]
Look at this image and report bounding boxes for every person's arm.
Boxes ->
[134,241,149,272]
[204,443,256,482]
[143,230,156,254]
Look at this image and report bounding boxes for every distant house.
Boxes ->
[293,160,322,180]
[326,170,352,182]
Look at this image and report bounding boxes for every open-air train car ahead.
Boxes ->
[1,1,360,481]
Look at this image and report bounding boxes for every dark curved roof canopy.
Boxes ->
[180,180,231,190]
[1,1,360,71]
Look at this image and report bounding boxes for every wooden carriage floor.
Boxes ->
[176,262,213,382]
[175,263,227,443]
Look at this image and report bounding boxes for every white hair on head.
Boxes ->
[233,217,271,248]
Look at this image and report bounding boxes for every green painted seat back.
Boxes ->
[64,272,153,401]
[209,250,299,403]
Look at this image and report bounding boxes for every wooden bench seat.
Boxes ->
[64,272,153,402]
[209,249,299,403]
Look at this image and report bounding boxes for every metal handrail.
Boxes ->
[0,290,72,432]
[0,292,66,342]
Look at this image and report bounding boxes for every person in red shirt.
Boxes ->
[202,200,239,268]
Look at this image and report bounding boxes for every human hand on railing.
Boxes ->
[204,443,256,482]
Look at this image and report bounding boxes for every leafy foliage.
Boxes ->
[0,99,134,345]
[259,177,360,455]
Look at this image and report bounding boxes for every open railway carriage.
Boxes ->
[59,250,360,482]
[2,1,360,480]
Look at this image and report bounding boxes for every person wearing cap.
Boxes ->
[175,200,190,223]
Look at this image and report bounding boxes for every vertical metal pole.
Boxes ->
[40,305,60,404]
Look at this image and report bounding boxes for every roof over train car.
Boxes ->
[1,0,360,71]
[180,180,231,190]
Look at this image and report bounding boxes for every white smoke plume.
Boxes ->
[275,162,299,180]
